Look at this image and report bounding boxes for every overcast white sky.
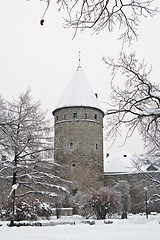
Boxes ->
[0,0,160,155]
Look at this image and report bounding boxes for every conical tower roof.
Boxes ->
[53,67,104,114]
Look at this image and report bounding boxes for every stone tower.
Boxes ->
[52,66,104,193]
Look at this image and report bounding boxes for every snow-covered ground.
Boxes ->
[0,214,160,240]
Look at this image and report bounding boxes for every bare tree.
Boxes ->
[0,89,70,224]
[104,52,160,160]
[41,0,158,42]
[103,52,160,204]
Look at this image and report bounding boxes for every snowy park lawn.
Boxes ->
[0,214,160,240]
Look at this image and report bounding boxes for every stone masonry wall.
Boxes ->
[53,107,104,193]
[104,172,160,213]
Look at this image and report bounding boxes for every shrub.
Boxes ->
[80,187,122,219]
[114,180,131,219]
[0,195,52,221]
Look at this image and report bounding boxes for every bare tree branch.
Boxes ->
[54,0,158,42]
[103,52,160,158]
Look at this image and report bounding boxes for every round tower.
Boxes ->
[52,66,104,193]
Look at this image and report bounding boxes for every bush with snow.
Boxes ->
[80,187,122,219]
[0,196,52,221]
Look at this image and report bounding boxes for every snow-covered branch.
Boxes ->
[54,0,158,42]
[104,52,160,158]
[0,89,71,223]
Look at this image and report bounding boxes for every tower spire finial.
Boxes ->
[77,51,81,70]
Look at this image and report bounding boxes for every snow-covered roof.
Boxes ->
[104,151,160,175]
[53,67,103,114]
[104,151,137,175]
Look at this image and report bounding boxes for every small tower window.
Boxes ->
[72,189,77,196]
[73,113,77,119]
[85,113,87,119]
[56,116,59,121]
[70,143,73,149]
[64,114,67,120]
[96,144,98,150]
[94,114,97,120]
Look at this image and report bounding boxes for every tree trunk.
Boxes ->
[10,168,17,225]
